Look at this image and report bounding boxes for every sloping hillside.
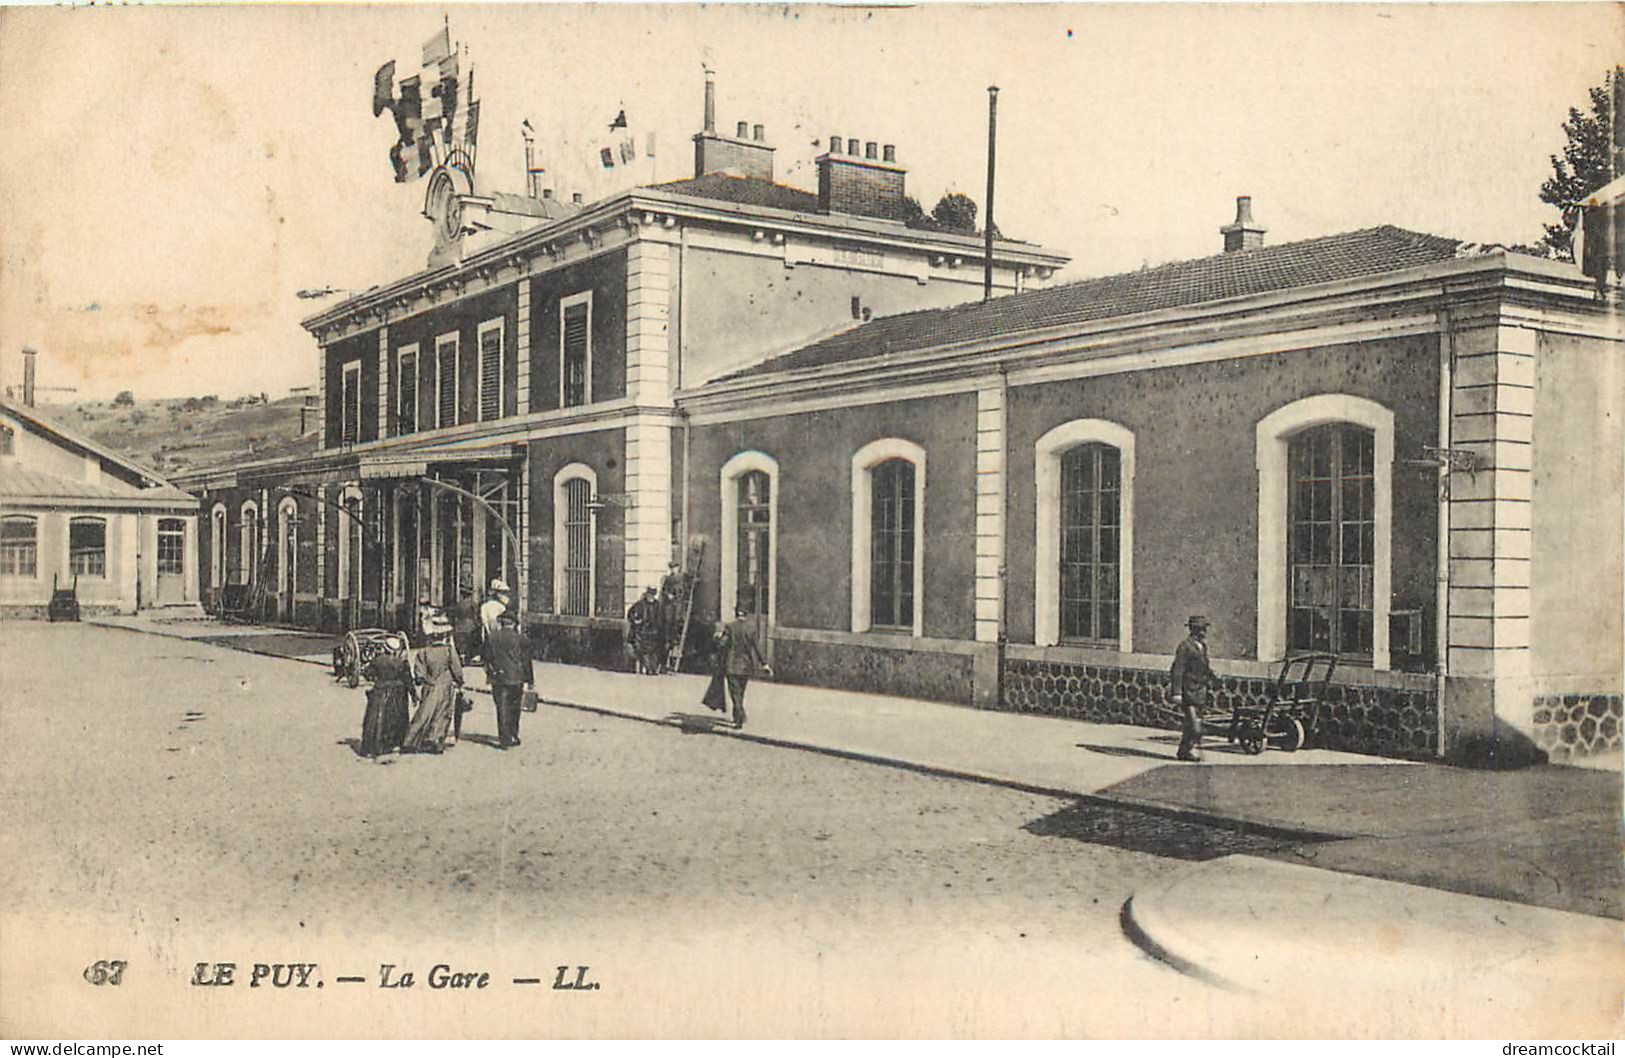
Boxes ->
[38,394,318,478]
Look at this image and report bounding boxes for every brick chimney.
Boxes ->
[1220,195,1266,253]
[691,70,774,181]
[817,137,908,221]
[21,347,36,407]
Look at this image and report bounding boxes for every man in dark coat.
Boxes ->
[702,606,771,728]
[1169,614,1214,761]
[626,587,663,675]
[484,611,534,749]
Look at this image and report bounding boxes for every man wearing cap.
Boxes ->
[484,609,534,749]
[1169,615,1214,762]
[481,578,511,642]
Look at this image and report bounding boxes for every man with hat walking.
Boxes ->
[1169,615,1214,761]
[481,578,512,643]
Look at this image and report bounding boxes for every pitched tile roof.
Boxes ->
[0,464,195,505]
[717,225,1470,381]
[645,174,822,213]
[1,395,193,498]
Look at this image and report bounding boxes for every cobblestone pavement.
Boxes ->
[0,623,1282,1038]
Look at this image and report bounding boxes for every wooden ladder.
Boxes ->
[668,539,706,673]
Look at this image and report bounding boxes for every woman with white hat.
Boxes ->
[402,613,465,754]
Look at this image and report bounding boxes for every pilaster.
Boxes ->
[316,345,327,450]
[625,239,673,407]
[377,328,389,438]
[517,281,532,415]
[974,385,1006,644]
[623,415,673,610]
[1444,322,1537,754]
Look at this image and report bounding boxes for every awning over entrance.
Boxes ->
[359,441,520,480]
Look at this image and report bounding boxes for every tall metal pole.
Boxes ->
[984,86,999,301]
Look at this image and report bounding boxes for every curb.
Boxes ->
[1118,892,1248,994]
[85,617,1352,845]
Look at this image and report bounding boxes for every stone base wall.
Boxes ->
[533,618,635,673]
[772,637,976,706]
[1533,694,1623,766]
[1001,658,1438,760]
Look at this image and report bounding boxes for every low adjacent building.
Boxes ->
[1,392,201,618]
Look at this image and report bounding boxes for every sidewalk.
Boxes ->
[88,612,1623,925]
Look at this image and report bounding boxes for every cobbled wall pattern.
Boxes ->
[1001,658,1439,760]
[1533,694,1622,765]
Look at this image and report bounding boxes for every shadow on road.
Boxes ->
[1023,799,1323,862]
[665,712,733,734]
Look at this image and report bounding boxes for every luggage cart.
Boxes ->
[332,628,409,689]
[1202,651,1339,754]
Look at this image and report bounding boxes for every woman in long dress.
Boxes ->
[402,627,464,754]
[359,636,415,758]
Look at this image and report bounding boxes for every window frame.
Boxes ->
[0,514,39,578]
[68,515,108,579]
[719,451,779,626]
[477,317,504,422]
[1256,394,1392,670]
[1034,419,1136,651]
[395,343,419,436]
[552,463,598,618]
[156,518,186,577]
[238,500,259,585]
[341,361,361,445]
[210,503,227,589]
[435,331,460,430]
[850,438,925,638]
[559,291,593,410]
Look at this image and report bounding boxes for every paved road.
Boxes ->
[0,623,1247,1038]
[0,624,1594,1038]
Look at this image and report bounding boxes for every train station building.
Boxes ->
[177,77,1623,766]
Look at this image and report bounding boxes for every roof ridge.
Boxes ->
[0,395,183,491]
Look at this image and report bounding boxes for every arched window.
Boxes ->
[1287,423,1376,658]
[720,451,779,624]
[1,515,38,577]
[276,497,300,597]
[851,439,925,636]
[1035,419,1136,650]
[337,486,363,600]
[239,500,259,585]
[1257,394,1392,669]
[210,504,227,589]
[69,516,107,578]
[553,464,597,617]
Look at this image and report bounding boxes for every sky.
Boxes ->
[0,2,1619,402]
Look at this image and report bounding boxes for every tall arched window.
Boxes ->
[276,497,300,600]
[1035,419,1136,650]
[1287,423,1376,658]
[239,500,259,585]
[1,515,38,577]
[1257,394,1392,669]
[851,439,926,637]
[720,451,779,625]
[69,516,107,578]
[553,464,597,618]
[210,504,227,589]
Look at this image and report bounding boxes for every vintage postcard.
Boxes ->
[0,2,1621,1041]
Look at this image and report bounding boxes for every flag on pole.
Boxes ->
[372,60,396,118]
[465,99,481,153]
[608,108,628,132]
[422,26,452,68]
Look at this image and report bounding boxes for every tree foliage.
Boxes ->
[1539,66,1624,259]
[931,192,979,233]
[114,390,135,406]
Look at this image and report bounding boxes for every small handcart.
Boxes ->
[1203,651,1339,754]
[332,628,409,689]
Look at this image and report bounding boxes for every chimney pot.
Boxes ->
[847,138,860,155]
[882,144,896,163]
[542,188,553,199]
[703,68,716,133]
[737,120,749,138]
[1219,194,1267,253]
[572,192,584,204]
[865,141,877,160]
[829,134,841,152]
[753,123,764,142]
